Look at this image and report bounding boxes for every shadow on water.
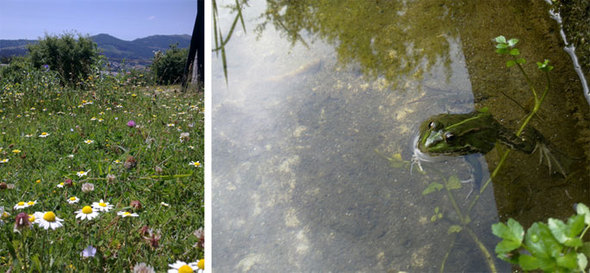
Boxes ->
[212,0,590,272]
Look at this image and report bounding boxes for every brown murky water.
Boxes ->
[212,1,590,271]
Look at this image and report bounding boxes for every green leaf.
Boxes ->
[548,215,584,247]
[448,225,462,234]
[555,251,578,269]
[495,35,507,44]
[537,59,554,72]
[525,222,562,259]
[492,218,524,253]
[496,239,522,254]
[516,58,526,64]
[446,175,462,190]
[507,38,519,47]
[422,182,443,195]
[518,255,543,270]
[577,253,588,272]
[575,203,590,225]
[496,43,508,49]
[506,60,516,68]
[509,48,520,56]
[31,254,42,271]
[496,48,509,55]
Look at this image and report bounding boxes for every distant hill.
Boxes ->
[0,34,191,67]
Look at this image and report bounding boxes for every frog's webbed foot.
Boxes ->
[410,154,424,175]
[533,142,566,177]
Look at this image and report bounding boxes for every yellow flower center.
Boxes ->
[43,211,56,222]
[82,206,93,214]
[28,214,35,222]
[197,259,204,269]
[123,212,130,216]
[70,197,77,201]
[27,201,35,205]
[178,265,193,273]
[17,201,25,206]
[99,202,106,207]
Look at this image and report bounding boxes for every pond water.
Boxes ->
[212,1,590,272]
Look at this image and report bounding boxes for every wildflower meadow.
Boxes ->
[0,65,204,272]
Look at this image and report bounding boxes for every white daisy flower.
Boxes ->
[117,211,139,218]
[84,139,94,144]
[76,170,89,177]
[92,199,113,212]
[75,206,99,220]
[0,158,8,164]
[189,161,202,168]
[67,196,80,204]
[57,182,65,188]
[167,261,200,273]
[26,200,37,207]
[38,132,50,138]
[13,201,29,210]
[34,211,64,230]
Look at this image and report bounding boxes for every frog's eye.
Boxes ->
[428,121,438,129]
[444,132,455,142]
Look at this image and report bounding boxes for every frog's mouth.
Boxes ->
[423,130,444,148]
[412,133,437,163]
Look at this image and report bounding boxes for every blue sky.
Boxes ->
[0,0,197,40]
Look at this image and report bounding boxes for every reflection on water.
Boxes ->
[213,0,590,272]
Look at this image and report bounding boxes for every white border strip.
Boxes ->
[204,0,212,271]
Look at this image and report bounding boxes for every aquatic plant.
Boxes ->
[492,203,590,272]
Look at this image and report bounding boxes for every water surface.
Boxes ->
[212,1,590,271]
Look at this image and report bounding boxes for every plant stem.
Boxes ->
[439,234,457,273]
[444,181,465,224]
[465,226,497,273]
[515,60,538,100]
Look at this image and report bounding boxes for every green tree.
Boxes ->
[28,33,99,86]
[151,44,189,85]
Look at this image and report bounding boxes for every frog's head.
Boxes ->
[417,112,497,156]
[418,118,461,154]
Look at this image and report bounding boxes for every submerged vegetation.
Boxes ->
[0,34,204,272]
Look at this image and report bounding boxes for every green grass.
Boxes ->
[0,73,204,272]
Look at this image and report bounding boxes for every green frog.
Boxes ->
[417,110,539,156]
[412,110,565,196]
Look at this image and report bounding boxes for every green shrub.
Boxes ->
[150,44,188,85]
[0,56,32,84]
[0,57,61,102]
[28,33,99,87]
